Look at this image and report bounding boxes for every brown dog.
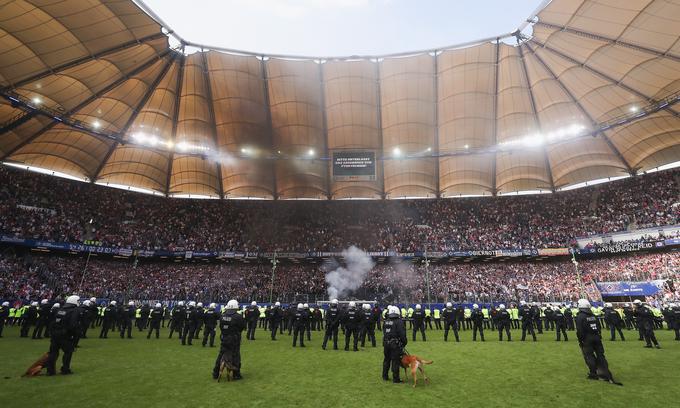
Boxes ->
[22,352,49,377]
[217,355,237,382]
[401,354,433,388]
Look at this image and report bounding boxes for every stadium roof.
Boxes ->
[1,0,679,199]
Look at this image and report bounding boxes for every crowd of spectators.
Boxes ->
[2,250,677,304]
[1,166,678,253]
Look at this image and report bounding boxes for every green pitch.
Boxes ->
[0,325,678,408]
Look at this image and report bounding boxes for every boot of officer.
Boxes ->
[47,295,81,376]
[575,299,613,381]
[382,306,406,383]
[213,300,245,380]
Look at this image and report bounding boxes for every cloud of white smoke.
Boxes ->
[324,246,375,300]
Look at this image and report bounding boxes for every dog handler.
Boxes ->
[213,300,245,380]
[382,306,407,383]
[576,299,617,383]
[47,295,80,375]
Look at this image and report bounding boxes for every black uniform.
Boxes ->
[0,304,8,337]
[497,308,511,341]
[622,306,635,330]
[20,305,38,337]
[194,307,205,339]
[442,306,459,342]
[269,306,283,340]
[531,304,543,334]
[360,307,376,347]
[635,304,659,348]
[32,303,51,339]
[343,306,361,351]
[246,306,259,340]
[322,305,341,350]
[471,308,485,341]
[202,307,219,346]
[139,304,150,331]
[120,304,135,339]
[181,306,198,345]
[576,307,612,380]
[544,307,555,331]
[382,312,407,383]
[671,306,680,340]
[412,308,426,341]
[604,307,625,341]
[553,308,568,341]
[147,307,163,339]
[519,304,537,341]
[99,304,117,338]
[47,303,80,375]
[564,307,575,331]
[292,308,308,347]
[212,308,245,380]
[169,305,185,339]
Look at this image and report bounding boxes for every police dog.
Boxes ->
[217,354,237,382]
[401,354,433,388]
[22,352,49,377]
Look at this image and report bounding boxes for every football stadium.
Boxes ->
[0,0,679,406]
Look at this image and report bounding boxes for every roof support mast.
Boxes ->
[166,52,185,195]
[200,51,225,199]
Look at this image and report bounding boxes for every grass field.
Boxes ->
[0,324,678,408]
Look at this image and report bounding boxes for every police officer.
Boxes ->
[471,304,485,341]
[20,301,38,337]
[544,305,555,331]
[169,301,185,339]
[553,305,568,341]
[0,301,9,337]
[269,302,283,340]
[634,299,660,349]
[212,299,245,380]
[360,303,376,347]
[194,302,205,339]
[671,303,680,341]
[433,307,441,330]
[564,304,574,331]
[442,302,459,342]
[147,303,163,339]
[303,303,312,341]
[382,306,407,383]
[519,300,537,342]
[139,303,150,331]
[576,299,615,382]
[531,302,543,334]
[79,300,94,339]
[202,303,219,347]
[120,301,135,339]
[322,299,341,350]
[497,304,511,341]
[246,301,259,340]
[292,303,307,348]
[622,303,635,330]
[182,301,198,345]
[603,303,625,341]
[47,295,80,376]
[412,304,426,342]
[32,299,51,339]
[99,300,117,339]
[343,301,360,351]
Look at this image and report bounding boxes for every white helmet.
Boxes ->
[304,303,309,308]
[349,301,356,308]
[533,302,539,306]
[156,303,162,308]
[577,299,591,309]
[128,301,135,306]
[110,300,117,306]
[473,304,479,309]
[177,301,184,306]
[520,300,526,305]
[31,301,38,307]
[197,302,203,308]
[415,304,421,309]
[83,300,91,306]
[297,303,304,309]
[251,301,257,306]
[331,299,339,305]
[189,301,196,307]
[66,296,80,305]
[209,303,216,309]
[275,302,281,307]
[2,301,10,307]
[52,303,60,309]
[499,304,506,310]
[605,303,613,308]
[388,306,399,315]
[446,302,452,308]
[226,300,239,309]
[633,299,642,305]
[90,297,96,303]
[41,299,49,305]
[363,304,371,310]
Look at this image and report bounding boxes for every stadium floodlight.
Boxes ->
[464,144,469,150]
[132,132,147,143]
[241,147,250,155]
[393,147,402,157]
[426,147,432,152]
[629,106,639,112]
[522,133,544,147]
[307,149,315,157]
[32,97,42,105]
[92,121,101,129]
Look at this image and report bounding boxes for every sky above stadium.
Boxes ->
[140,0,542,56]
